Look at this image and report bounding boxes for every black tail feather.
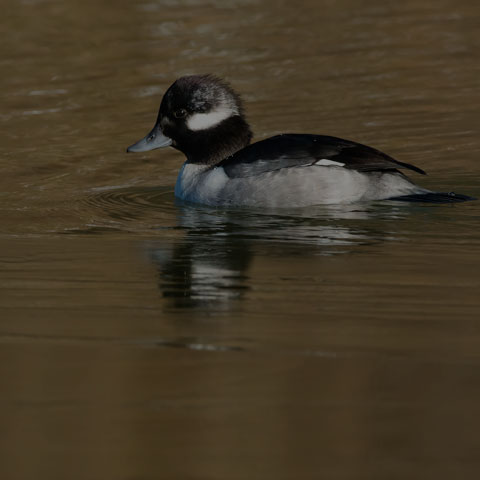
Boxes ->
[389,192,477,204]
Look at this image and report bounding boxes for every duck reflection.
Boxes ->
[148,201,408,309]
[150,237,251,309]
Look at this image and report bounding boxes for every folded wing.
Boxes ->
[218,134,426,178]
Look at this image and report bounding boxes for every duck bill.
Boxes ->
[126,124,172,153]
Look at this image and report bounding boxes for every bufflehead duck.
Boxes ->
[127,75,473,206]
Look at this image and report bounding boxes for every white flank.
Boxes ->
[187,105,234,131]
[315,159,346,167]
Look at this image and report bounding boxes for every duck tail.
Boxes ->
[389,192,477,203]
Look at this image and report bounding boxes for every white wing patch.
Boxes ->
[315,159,346,167]
[187,105,236,131]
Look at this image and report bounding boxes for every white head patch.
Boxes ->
[187,104,236,131]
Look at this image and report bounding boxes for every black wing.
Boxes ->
[218,134,426,178]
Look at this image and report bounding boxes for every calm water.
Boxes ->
[1,0,480,479]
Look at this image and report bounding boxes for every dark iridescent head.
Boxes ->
[127,75,252,164]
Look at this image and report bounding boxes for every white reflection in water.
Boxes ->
[176,202,403,247]
[148,201,408,308]
[150,241,250,309]
[22,108,62,116]
[28,89,68,96]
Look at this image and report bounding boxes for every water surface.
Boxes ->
[1,0,480,479]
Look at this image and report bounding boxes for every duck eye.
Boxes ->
[173,108,187,119]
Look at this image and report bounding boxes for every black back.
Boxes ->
[217,134,426,178]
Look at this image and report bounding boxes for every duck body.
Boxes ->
[127,75,473,206]
[174,134,428,207]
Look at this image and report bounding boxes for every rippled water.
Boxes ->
[1,0,480,479]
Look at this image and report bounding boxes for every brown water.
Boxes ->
[1,0,480,479]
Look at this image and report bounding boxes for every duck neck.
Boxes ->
[179,116,253,166]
